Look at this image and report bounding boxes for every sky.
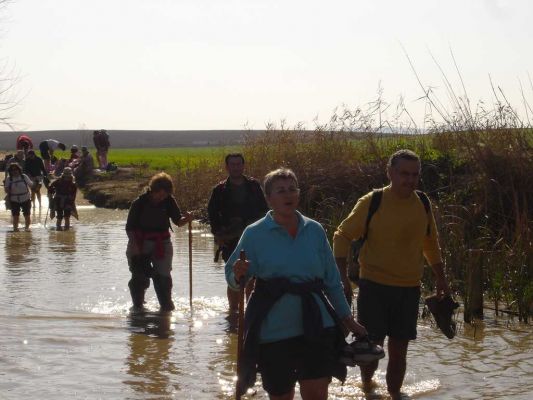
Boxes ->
[1,0,532,131]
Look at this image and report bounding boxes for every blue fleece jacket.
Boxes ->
[225,210,351,343]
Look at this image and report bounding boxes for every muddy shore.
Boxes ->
[81,168,148,209]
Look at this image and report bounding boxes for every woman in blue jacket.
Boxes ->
[226,168,367,400]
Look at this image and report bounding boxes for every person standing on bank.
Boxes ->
[4,163,34,231]
[125,172,193,311]
[23,150,49,208]
[73,146,95,185]
[93,129,110,170]
[208,153,268,313]
[333,149,450,400]
[226,168,368,400]
[38,139,66,172]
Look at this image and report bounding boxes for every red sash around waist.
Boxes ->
[134,230,171,259]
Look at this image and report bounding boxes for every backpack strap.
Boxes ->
[415,190,431,236]
[362,188,383,241]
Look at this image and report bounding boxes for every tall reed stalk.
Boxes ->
[170,66,532,321]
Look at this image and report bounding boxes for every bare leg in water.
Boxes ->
[24,214,31,230]
[360,337,409,400]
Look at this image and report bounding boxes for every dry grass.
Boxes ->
[165,60,533,320]
[171,108,532,323]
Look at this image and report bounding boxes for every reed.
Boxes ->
[165,69,532,319]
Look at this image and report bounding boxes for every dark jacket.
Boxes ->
[93,131,110,150]
[236,278,347,396]
[49,178,77,210]
[126,191,182,233]
[207,176,268,237]
[24,156,47,178]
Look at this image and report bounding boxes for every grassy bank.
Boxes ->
[79,146,236,208]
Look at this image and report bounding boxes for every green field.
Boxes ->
[104,146,239,170]
[1,145,238,172]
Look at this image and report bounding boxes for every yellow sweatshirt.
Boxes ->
[333,185,442,287]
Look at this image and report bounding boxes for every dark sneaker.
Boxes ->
[425,294,460,339]
[339,336,385,367]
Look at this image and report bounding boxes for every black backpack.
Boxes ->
[348,188,432,283]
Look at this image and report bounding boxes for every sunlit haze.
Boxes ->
[2,0,532,131]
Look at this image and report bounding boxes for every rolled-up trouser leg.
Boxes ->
[152,274,175,311]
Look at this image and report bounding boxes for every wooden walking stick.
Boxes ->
[188,220,193,309]
[236,249,246,400]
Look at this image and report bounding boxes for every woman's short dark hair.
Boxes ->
[387,149,420,168]
[225,153,245,165]
[8,163,22,172]
[263,168,298,195]
[149,172,174,194]
[7,162,22,177]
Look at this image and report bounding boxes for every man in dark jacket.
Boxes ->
[23,150,49,208]
[207,153,268,312]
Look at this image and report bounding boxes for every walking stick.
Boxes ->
[44,205,49,229]
[188,220,193,309]
[236,249,246,400]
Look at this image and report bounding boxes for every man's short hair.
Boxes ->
[387,149,420,168]
[263,168,298,196]
[58,143,66,151]
[149,172,174,194]
[225,153,245,165]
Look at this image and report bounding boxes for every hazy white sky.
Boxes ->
[1,0,532,131]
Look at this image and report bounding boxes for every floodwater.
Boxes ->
[0,196,532,399]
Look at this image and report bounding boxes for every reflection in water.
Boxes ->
[49,230,77,254]
[212,321,241,398]
[1,202,532,399]
[125,312,180,396]
[4,231,36,267]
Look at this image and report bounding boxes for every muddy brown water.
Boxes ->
[0,194,532,399]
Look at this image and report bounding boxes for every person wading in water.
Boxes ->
[333,149,451,400]
[23,150,49,209]
[4,163,34,231]
[125,172,193,312]
[227,168,370,400]
[207,153,268,313]
[48,167,77,231]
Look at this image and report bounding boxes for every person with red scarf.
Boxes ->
[125,172,192,311]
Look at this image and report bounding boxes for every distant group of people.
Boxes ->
[3,130,111,231]
[124,149,451,400]
[54,144,95,184]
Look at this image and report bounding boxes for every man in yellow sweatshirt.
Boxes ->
[333,149,450,400]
